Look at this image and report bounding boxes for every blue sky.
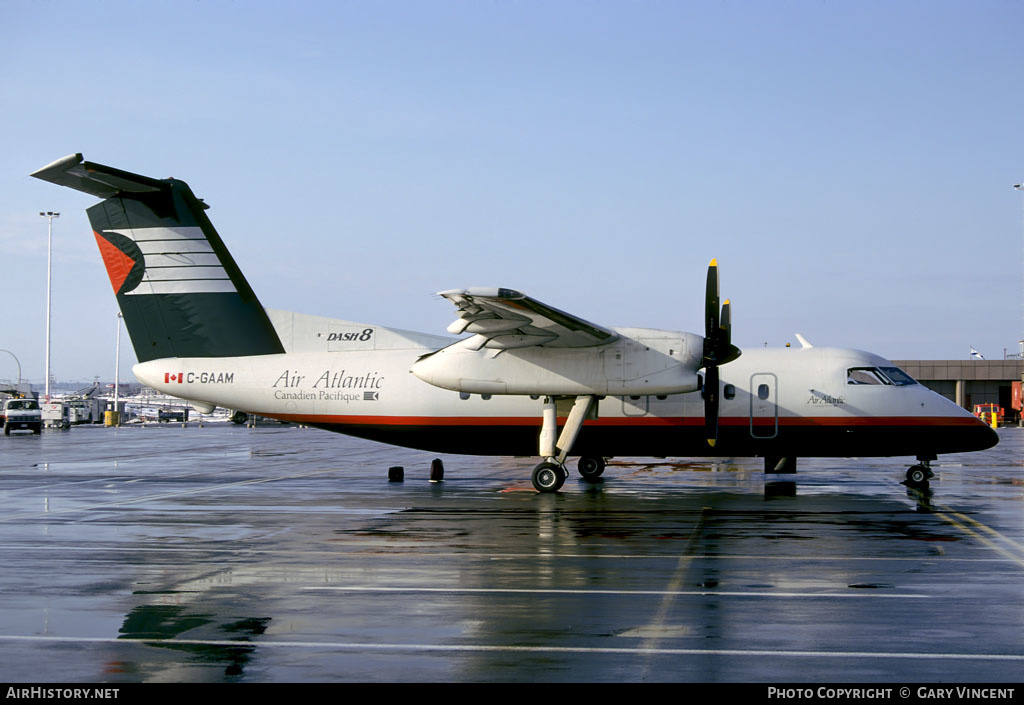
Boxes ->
[1,1,1022,382]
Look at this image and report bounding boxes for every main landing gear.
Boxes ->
[531,456,607,492]
[531,395,603,493]
[532,462,566,492]
[577,455,606,480]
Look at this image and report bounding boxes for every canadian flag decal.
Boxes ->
[165,372,184,384]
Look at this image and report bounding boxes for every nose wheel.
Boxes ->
[532,461,567,493]
[905,463,934,487]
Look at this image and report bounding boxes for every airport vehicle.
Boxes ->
[41,402,71,430]
[133,407,189,423]
[973,403,1003,428]
[31,154,998,491]
[42,395,105,427]
[2,397,42,435]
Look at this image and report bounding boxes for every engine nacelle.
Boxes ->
[411,328,703,396]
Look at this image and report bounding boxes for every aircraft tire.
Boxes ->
[532,462,565,493]
[906,465,929,486]
[577,456,606,480]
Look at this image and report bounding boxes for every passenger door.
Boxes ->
[749,373,778,439]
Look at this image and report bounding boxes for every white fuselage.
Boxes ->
[133,316,996,460]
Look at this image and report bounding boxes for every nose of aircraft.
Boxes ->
[976,420,1001,451]
[928,392,1001,454]
[950,411,1000,453]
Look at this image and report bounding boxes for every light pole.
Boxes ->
[114,311,122,425]
[1016,186,1023,363]
[40,211,59,403]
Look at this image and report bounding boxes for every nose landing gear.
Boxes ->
[905,456,935,487]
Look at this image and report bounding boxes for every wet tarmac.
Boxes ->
[0,422,1021,683]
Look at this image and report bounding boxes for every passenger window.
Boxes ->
[724,384,735,400]
[757,384,770,400]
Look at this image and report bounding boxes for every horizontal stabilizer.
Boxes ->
[31,153,166,199]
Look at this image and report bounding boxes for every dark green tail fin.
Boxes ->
[32,154,284,361]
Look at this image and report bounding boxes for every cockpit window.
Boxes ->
[847,366,918,386]
[847,368,888,385]
[878,366,917,386]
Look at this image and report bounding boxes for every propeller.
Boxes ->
[701,259,741,447]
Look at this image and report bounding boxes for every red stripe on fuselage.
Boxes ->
[268,413,984,428]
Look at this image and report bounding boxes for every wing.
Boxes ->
[438,287,619,350]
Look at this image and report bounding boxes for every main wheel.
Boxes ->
[577,456,606,480]
[532,462,566,493]
[906,465,929,486]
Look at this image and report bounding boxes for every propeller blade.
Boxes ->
[701,260,740,447]
[705,258,720,347]
[718,299,741,365]
[720,299,731,349]
[704,364,719,447]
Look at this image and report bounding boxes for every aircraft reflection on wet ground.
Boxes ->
[0,423,1021,682]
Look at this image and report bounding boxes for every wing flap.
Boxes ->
[439,288,618,349]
